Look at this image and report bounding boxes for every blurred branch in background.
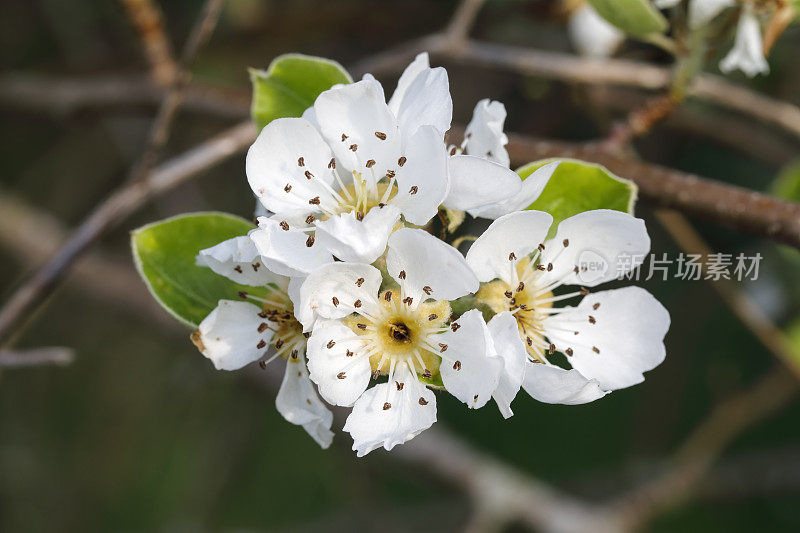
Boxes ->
[0,0,229,345]
[120,0,177,86]
[611,365,797,530]
[125,0,226,183]
[0,120,256,344]
[0,347,74,368]
[0,74,249,118]
[1,0,800,530]
[2,191,795,532]
[357,38,800,143]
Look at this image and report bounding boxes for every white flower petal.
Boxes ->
[249,219,332,277]
[246,117,335,215]
[522,363,607,405]
[391,125,449,225]
[466,161,560,219]
[568,4,625,58]
[314,79,401,180]
[654,0,680,8]
[313,205,401,263]
[438,309,502,409]
[193,300,270,371]
[443,155,522,212]
[537,209,650,288]
[196,236,284,287]
[306,320,371,407]
[276,352,335,448]
[388,52,430,115]
[392,64,452,139]
[464,99,509,167]
[543,287,670,390]
[720,7,769,78]
[386,228,479,301]
[465,210,553,283]
[487,311,528,418]
[293,262,383,331]
[688,0,734,29]
[343,363,436,457]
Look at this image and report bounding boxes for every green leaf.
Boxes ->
[587,0,669,35]
[250,53,353,131]
[771,159,800,263]
[772,159,800,203]
[520,158,637,231]
[784,318,800,371]
[131,212,267,329]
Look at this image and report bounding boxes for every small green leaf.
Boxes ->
[772,159,800,203]
[520,158,637,231]
[588,0,669,35]
[131,212,267,328]
[250,53,353,131]
[784,318,800,371]
[771,159,800,263]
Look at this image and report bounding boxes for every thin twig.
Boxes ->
[0,193,178,328]
[355,36,800,143]
[0,347,75,368]
[609,366,797,530]
[0,0,230,345]
[442,0,487,46]
[0,120,256,344]
[655,210,800,378]
[128,0,226,183]
[0,74,249,118]
[120,0,178,86]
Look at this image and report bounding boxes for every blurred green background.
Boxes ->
[1,1,800,531]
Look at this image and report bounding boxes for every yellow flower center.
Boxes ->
[344,291,451,378]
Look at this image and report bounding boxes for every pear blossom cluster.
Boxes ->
[190,53,670,456]
[569,0,772,78]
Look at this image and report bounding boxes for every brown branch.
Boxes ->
[0,74,249,118]
[500,132,800,251]
[356,36,800,143]
[0,347,75,368]
[0,120,257,344]
[120,0,177,86]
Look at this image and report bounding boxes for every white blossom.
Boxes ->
[296,228,503,456]
[247,53,525,274]
[720,4,769,77]
[568,4,625,59]
[192,236,334,448]
[466,210,670,414]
